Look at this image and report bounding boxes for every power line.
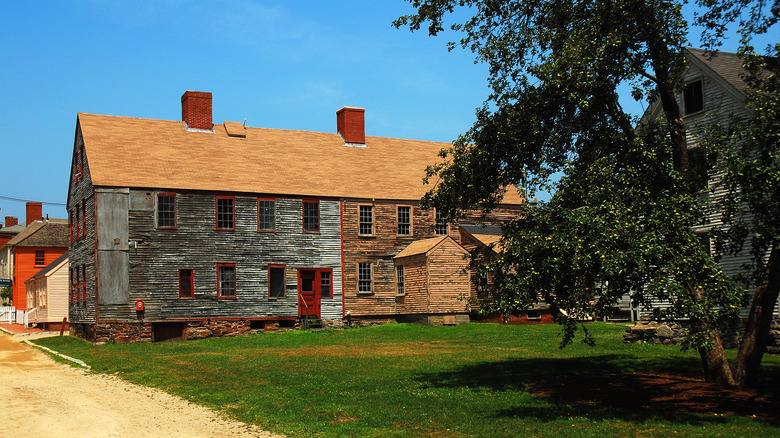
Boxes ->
[0,195,67,207]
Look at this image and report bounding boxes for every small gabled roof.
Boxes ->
[27,251,69,282]
[394,235,468,259]
[5,219,68,248]
[77,113,525,204]
[459,226,504,253]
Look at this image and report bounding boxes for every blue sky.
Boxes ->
[0,1,769,222]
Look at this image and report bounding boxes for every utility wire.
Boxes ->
[0,195,67,207]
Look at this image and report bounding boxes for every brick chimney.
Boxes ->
[337,107,365,145]
[181,91,213,130]
[26,202,42,225]
[5,217,18,227]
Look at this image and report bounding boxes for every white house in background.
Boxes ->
[24,252,69,331]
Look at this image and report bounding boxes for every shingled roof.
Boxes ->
[4,219,69,248]
[686,47,776,95]
[77,110,525,204]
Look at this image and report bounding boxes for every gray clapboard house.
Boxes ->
[624,47,778,321]
[67,91,524,343]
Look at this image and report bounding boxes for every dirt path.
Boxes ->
[0,333,282,437]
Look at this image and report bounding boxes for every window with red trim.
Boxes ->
[216,196,235,230]
[179,269,194,299]
[69,268,74,304]
[68,209,73,244]
[320,270,332,298]
[217,264,236,298]
[157,193,177,229]
[75,266,80,303]
[81,265,87,303]
[75,206,80,240]
[81,199,87,238]
[303,200,319,233]
[80,146,85,178]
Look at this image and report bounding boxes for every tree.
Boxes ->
[394,0,778,387]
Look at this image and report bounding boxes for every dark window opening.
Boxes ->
[179,269,194,298]
[684,80,704,115]
[35,251,45,266]
[269,266,286,298]
[689,148,708,192]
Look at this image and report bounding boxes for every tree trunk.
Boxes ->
[732,245,780,387]
[697,332,736,386]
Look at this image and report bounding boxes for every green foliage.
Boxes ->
[32,325,780,437]
[0,286,11,306]
[396,1,777,360]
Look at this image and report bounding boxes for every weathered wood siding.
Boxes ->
[394,254,429,314]
[89,192,342,322]
[426,239,470,313]
[68,126,97,324]
[342,200,439,316]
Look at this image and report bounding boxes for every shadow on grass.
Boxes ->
[415,354,780,426]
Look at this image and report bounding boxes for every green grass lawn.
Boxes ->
[34,323,780,437]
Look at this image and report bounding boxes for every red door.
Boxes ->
[298,270,321,318]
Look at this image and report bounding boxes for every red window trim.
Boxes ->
[80,146,85,178]
[81,199,87,238]
[268,264,286,299]
[81,265,87,303]
[257,197,276,232]
[215,196,236,231]
[157,192,178,229]
[69,267,74,304]
[302,199,320,233]
[178,269,195,299]
[75,206,80,241]
[319,268,334,299]
[216,263,237,299]
[68,209,73,244]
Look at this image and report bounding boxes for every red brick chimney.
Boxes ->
[5,217,18,227]
[181,91,213,130]
[26,202,42,225]
[337,107,365,145]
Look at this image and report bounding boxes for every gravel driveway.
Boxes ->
[0,332,281,437]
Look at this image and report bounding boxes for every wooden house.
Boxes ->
[1,217,68,322]
[632,47,779,321]
[24,252,69,331]
[68,91,524,343]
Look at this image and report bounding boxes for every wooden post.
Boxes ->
[60,317,67,336]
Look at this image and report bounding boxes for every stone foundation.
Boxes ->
[623,321,685,345]
[767,319,780,354]
[185,319,254,340]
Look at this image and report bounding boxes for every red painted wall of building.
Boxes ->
[12,247,68,310]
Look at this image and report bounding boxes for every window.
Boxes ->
[69,268,74,304]
[35,251,45,266]
[82,200,87,238]
[81,265,87,303]
[216,196,235,230]
[269,265,286,298]
[75,206,80,240]
[303,200,319,232]
[74,149,80,184]
[477,272,489,299]
[179,269,194,299]
[396,265,405,296]
[359,205,374,235]
[157,193,177,229]
[684,80,704,115]
[397,206,411,235]
[697,232,711,256]
[80,146,85,178]
[689,148,708,192]
[258,199,275,231]
[358,262,372,293]
[74,266,80,303]
[321,271,332,298]
[435,209,448,236]
[217,264,236,298]
[68,209,73,244]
